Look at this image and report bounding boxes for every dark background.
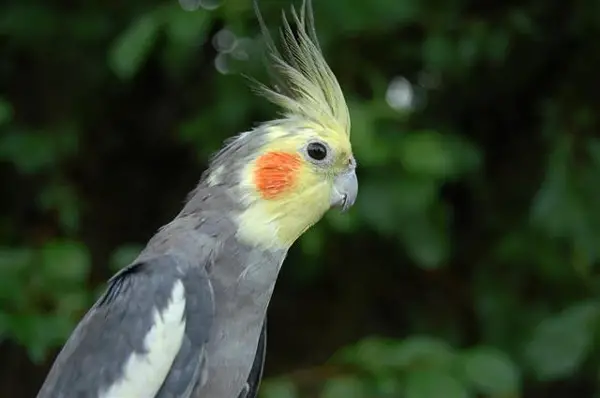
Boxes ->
[1,0,600,396]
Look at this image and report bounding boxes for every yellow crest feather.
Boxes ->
[253,0,350,136]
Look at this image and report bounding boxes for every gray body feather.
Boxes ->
[37,253,214,398]
[238,319,267,398]
[37,184,286,398]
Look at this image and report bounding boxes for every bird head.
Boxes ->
[198,0,357,250]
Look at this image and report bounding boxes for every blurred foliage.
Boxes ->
[1,0,600,396]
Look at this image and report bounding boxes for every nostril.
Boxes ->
[347,157,357,169]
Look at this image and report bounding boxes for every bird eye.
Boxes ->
[306,142,328,161]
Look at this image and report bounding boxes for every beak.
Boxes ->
[331,169,358,212]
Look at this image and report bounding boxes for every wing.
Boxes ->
[238,318,267,398]
[36,254,215,398]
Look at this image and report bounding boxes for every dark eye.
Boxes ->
[307,142,328,161]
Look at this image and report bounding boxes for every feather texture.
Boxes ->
[253,0,350,136]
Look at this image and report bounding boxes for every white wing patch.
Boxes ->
[100,280,187,398]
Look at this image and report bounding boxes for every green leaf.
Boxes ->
[108,12,161,79]
[0,247,33,272]
[508,9,537,35]
[259,379,298,398]
[391,336,456,369]
[405,370,469,398]
[335,337,398,373]
[0,98,13,125]
[164,5,209,47]
[422,34,455,74]
[0,130,61,173]
[109,244,143,271]
[461,346,520,395]
[393,176,439,213]
[337,336,456,373]
[325,208,358,233]
[40,240,90,284]
[347,101,393,167]
[487,29,510,63]
[359,180,402,235]
[398,203,450,269]
[530,136,575,237]
[398,131,450,176]
[586,137,600,168]
[38,182,80,233]
[299,225,325,258]
[397,131,481,178]
[0,247,33,302]
[0,312,8,341]
[358,173,438,239]
[524,301,599,380]
[322,377,367,398]
[530,134,600,271]
[161,4,211,72]
[54,291,90,316]
[293,226,326,282]
[0,5,59,42]
[373,375,404,396]
[457,35,479,67]
[8,313,75,363]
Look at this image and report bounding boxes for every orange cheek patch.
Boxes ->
[254,152,302,199]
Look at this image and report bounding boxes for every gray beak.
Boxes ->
[331,169,358,212]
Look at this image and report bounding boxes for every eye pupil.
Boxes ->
[307,142,327,161]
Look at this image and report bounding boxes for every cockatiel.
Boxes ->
[36,0,357,397]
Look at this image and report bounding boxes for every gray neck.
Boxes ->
[140,191,287,293]
[141,195,287,397]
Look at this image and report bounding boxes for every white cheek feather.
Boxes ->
[100,280,187,398]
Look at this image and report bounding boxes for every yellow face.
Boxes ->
[236,122,356,250]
